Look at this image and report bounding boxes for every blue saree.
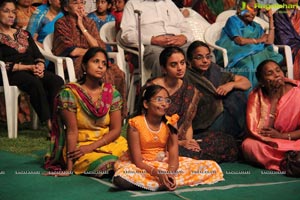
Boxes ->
[27,4,64,43]
[215,15,283,88]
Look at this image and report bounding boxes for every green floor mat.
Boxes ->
[0,151,300,200]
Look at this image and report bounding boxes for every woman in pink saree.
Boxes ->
[242,60,300,171]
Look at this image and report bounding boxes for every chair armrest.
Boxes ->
[37,45,65,81]
[206,44,228,68]
[37,44,76,82]
[64,57,76,82]
[116,31,145,56]
[274,44,294,79]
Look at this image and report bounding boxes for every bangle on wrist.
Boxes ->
[102,137,108,145]
[150,167,155,176]
[252,38,257,44]
[269,27,275,30]
[82,29,88,33]
[169,165,176,171]
[269,113,276,119]
[16,62,21,71]
[288,133,291,140]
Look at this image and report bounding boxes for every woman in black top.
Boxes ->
[0,0,64,131]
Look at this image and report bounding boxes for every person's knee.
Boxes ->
[113,176,139,190]
[113,176,128,189]
[26,77,44,92]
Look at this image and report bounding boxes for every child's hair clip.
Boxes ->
[240,9,249,16]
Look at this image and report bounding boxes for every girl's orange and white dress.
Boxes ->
[113,115,224,191]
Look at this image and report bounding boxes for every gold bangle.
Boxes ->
[150,167,155,176]
[82,29,88,33]
[288,133,291,140]
[102,138,108,145]
[16,63,20,71]
[269,113,276,119]
[252,38,257,44]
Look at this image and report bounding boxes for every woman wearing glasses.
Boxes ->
[113,84,224,191]
[185,41,251,162]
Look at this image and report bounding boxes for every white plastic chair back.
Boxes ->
[99,22,128,86]
[0,61,38,138]
[216,9,269,28]
[100,21,117,45]
[43,33,76,82]
[204,21,228,67]
[185,7,211,41]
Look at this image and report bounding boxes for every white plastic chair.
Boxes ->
[0,61,38,138]
[185,7,211,42]
[100,23,140,115]
[116,31,151,114]
[43,33,76,82]
[204,21,294,79]
[99,21,128,85]
[216,10,270,30]
[215,10,236,23]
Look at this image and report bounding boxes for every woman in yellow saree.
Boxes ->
[44,47,127,177]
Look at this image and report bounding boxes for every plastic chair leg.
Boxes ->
[32,110,39,130]
[6,87,20,138]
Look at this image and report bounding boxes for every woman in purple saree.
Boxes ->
[273,0,300,80]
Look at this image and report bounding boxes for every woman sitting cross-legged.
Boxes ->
[113,85,224,191]
[184,40,251,163]
[242,59,300,171]
[44,47,128,177]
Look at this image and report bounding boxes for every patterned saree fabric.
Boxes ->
[242,78,300,170]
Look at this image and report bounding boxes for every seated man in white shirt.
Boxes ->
[120,0,194,77]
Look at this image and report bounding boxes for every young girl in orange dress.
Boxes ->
[113,85,224,191]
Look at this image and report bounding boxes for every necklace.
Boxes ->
[144,116,161,141]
